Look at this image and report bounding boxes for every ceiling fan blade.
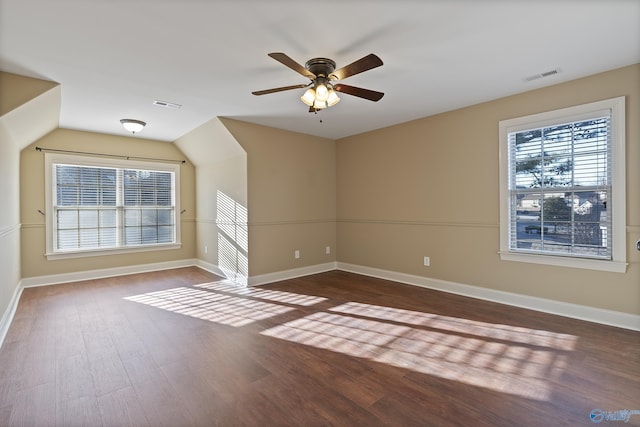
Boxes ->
[268,52,316,79]
[334,84,384,102]
[330,54,383,81]
[252,84,309,96]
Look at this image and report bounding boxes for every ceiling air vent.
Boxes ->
[523,68,562,82]
[153,100,182,109]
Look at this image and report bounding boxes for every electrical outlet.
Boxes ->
[204,245,208,254]
[423,256,430,267]
[326,246,331,255]
[295,250,300,259]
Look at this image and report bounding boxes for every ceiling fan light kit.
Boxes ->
[300,79,341,110]
[252,52,384,112]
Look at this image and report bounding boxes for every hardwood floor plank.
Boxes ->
[107,316,151,361]
[121,354,163,387]
[250,376,349,426]
[57,395,103,427]
[97,386,151,427]
[0,405,11,426]
[225,389,294,427]
[13,330,56,391]
[87,354,131,397]
[332,371,388,408]
[56,354,94,402]
[0,340,24,409]
[0,267,638,426]
[131,377,196,427]
[159,360,228,426]
[54,324,85,360]
[8,382,56,427]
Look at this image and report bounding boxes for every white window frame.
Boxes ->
[498,96,626,273]
[45,153,181,260]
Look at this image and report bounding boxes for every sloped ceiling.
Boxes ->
[1,0,639,142]
[0,72,60,150]
[174,117,246,167]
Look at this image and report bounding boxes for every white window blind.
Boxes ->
[55,164,119,249]
[46,154,180,257]
[508,116,611,259]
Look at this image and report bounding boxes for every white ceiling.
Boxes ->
[1,0,639,142]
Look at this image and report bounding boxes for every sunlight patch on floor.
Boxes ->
[330,302,577,350]
[125,282,577,400]
[124,286,294,327]
[196,280,328,306]
[261,303,577,401]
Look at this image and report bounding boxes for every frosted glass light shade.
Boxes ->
[301,88,316,106]
[313,99,328,109]
[327,88,340,107]
[120,119,146,134]
[315,83,329,101]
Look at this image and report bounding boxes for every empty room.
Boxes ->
[1,1,639,426]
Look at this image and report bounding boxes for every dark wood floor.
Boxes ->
[0,267,638,426]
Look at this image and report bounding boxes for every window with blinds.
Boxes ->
[498,97,626,272]
[45,154,180,257]
[508,116,611,258]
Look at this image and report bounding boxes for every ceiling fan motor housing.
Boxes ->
[305,58,337,79]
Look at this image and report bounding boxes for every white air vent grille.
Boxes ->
[153,100,182,109]
[523,68,562,82]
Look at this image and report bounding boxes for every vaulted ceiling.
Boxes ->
[1,0,638,142]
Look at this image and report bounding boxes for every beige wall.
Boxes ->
[20,129,196,278]
[1,72,60,331]
[175,117,248,282]
[0,124,22,326]
[220,118,337,276]
[337,64,640,315]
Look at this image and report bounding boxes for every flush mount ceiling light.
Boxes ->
[252,53,384,112]
[120,119,146,134]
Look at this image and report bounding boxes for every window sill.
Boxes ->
[46,243,182,261]
[498,251,627,273]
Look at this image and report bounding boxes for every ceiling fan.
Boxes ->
[252,52,384,112]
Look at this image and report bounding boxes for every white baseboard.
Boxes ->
[195,260,255,286]
[0,281,23,349]
[194,259,227,278]
[20,259,198,288]
[19,258,336,290]
[249,262,338,287]
[337,262,640,332]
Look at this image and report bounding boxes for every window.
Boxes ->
[499,97,626,272]
[45,154,181,259]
